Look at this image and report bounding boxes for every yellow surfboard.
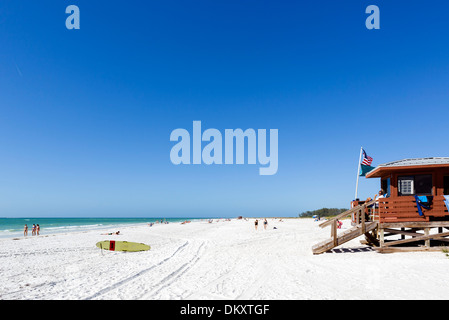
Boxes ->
[96,240,151,252]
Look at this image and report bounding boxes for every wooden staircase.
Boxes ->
[312,221,378,254]
[312,199,379,255]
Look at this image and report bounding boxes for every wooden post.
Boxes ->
[361,207,366,233]
[332,220,337,247]
[425,228,430,247]
[380,227,384,247]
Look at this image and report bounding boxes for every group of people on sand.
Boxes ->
[23,224,40,237]
[148,220,170,227]
[207,218,232,223]
[254,218,269,231]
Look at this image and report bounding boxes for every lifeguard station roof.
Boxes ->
[366,157,449,178]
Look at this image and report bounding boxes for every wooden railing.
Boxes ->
[350,200,379,225]
[319,199,376,236]
[378,195,449,223]
[312,199,378,254]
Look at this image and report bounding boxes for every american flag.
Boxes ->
[361,149,373,166]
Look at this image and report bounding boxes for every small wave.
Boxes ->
[0,230,23,239]
[44,224,104,231]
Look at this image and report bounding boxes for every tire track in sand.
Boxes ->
[84,241,189,300]
[136,240,207,299]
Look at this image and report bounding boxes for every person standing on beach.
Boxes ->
[24,224,28,237]
[36,224,40,236]
[263,219,268,230]
[254,219,258,230]
[32,224,36,236]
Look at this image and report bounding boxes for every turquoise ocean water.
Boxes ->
[0,218,196,239]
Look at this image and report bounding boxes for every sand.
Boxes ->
[1,218,449,300]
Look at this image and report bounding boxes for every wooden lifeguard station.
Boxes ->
[312,157,449,254]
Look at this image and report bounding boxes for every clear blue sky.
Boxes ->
[1,1,448,217]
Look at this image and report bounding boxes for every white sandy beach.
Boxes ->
[1,218,449,300]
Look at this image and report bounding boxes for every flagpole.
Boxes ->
[355,147,363,200]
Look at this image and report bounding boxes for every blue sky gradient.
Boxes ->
[1,1,449,217]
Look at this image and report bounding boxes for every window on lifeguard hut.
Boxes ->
[398,175,432,196]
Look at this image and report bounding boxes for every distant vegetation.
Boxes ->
[299,208,349,218]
